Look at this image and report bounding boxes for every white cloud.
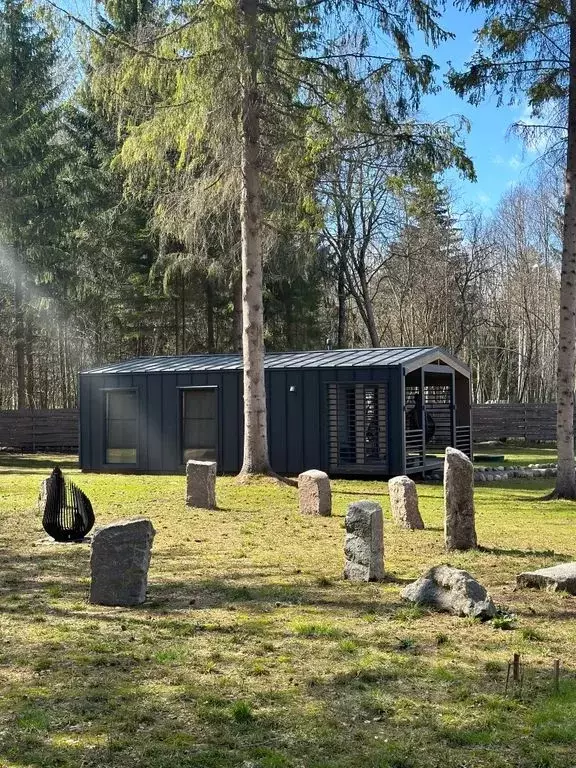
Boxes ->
[508,156,522,170]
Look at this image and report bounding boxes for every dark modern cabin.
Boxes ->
[79,347,472,477]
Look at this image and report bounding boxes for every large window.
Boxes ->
[181,388,217,463]
[105,390,138,464]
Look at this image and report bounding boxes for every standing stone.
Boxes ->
[444,447,477,550]
[186,460,217,509]
[38,477,50,513]
[343,501,384,582]
[90,518,155,606]
[388,476,424,530]
[298,469,331,516]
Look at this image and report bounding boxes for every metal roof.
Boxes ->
[81,347,469,376]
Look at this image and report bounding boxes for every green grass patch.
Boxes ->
[0,450,574,768]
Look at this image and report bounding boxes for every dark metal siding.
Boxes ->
[79,361,461,477]
[387,368,404,476]
[147,373,162,471]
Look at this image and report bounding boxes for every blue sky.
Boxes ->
[60,0,543,214]
[417,1,542,213]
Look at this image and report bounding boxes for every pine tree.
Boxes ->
[77,0,471,475]
[449,0,576,499]
[0,0,65,408]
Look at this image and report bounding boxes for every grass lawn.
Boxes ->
[0,450,576,768]
[472,443,559,468]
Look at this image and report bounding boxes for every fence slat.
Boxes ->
[0,410,79,451]
[0,403,564,453]
[472,403,559,442]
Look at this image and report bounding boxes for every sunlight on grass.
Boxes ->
[0,449,574,767]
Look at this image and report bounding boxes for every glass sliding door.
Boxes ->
[181,387,218,463]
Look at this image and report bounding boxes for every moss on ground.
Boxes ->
[0,449,575,767]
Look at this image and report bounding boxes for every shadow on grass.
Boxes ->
[0,544,574,768]
[0,542,408,623]
[478,546,570,559]
[0,454,78,472]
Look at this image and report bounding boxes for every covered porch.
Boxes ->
[403,362,472,475]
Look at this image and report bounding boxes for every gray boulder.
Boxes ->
[343,500,384,582]
[90,518,155,606]
[388,476,424,530]
[444,447,477,551]
[401,564,496,619]
[517,563,576,595]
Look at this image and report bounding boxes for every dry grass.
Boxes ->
[0,450,575,768]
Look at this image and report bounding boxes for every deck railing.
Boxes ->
[405,428,424,469]
[455,425,472,456]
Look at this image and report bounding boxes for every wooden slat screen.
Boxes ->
[472,403,558,442]
[0,409,79,451]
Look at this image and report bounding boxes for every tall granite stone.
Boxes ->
[38,477,50,513]
[90,518,155,606]
[186,460,217,509]
[343,500,384,582]
[298,469,331,516]
[388,475,424,530]
[444,447,477,550]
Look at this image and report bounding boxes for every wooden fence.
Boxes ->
[472,403,557,442]
[0,409,79,452]
[0,403,562,453]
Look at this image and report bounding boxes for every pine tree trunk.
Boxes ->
[232,278,242,352]
[555,5,576,498]
[238,0,271,475]
[13,273,25,410]
[206,280,215,352]
[25,309,34,408]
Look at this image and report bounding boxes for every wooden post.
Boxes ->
[513,652,521,682]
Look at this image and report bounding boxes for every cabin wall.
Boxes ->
[79,371,243,473]
[80,364,433,476]
[266,366,394,476]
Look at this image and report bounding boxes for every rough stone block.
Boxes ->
[298,469,331,516]
[517,563,576,595]
[343,500,384,582]
[388,475,424,530]
[402,564,496,619]
[186,460,217,509]
[444,447,477,551]
[90,518,155,606]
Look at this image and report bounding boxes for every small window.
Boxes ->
[181,388,217,463]
[105,390,138,464]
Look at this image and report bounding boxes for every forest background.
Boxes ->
[0,0,564,410]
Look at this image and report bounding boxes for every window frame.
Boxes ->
[102,387,139,467]
[178,385,219,467]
